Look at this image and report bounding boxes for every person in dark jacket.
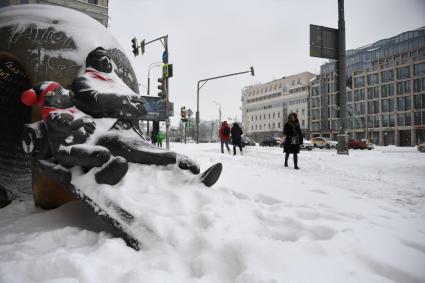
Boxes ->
[231,122,243,155]
[219,121,231,154]
[283,113,303,169]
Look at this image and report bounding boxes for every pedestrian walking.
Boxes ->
[219,121,231,154]
[231,122,243,155]
[150,131,157,145]
[283,113,303,169]
[156,131,165,148]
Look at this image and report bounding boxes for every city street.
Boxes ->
[1,143,424,283]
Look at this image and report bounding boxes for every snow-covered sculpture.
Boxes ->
[21,47,221,195]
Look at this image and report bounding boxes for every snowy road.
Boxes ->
[1,144,424,283]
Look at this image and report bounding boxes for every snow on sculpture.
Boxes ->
[21,47,222,191]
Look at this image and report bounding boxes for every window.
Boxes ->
[397,66,410,80]
[354,76,365,88]
[367,73,379,85]
[414,63,425,76]
[381,84,394,97]
[88,0,98,4]
[414,78,425,92]
[381,70,394,83]
[414,94,425,109]
[382,99,395,113]
[367,86,380,99]
[396,81,411,95]
[354,89,365,101]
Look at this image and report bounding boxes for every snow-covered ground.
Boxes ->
[1,143,424,283]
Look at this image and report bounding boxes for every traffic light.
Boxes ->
[157,77,166,99]
[181,106,187,121]
[140,39,145,55]
[162,64,173,79]
[131,37,139,57]
[250,66,255,76]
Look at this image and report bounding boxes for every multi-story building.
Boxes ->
[241,72,315,142]
[0,0,109,27]
[312,27,425,146]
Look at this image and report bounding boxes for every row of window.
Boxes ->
[342,111,425,129]
[249,109,306,121]
[250,120,307,131]
[354,64,425,88]
[247,92,282,103]
[349,80,423,101]
[311,111,425,131]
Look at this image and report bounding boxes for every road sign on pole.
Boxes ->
[310,24,338,59]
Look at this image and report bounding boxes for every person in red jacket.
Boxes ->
[219,121,231,154]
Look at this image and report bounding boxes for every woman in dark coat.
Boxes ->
[283,113,303,169]
[231,122,243,155]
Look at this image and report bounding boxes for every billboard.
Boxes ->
[141,96,169,121]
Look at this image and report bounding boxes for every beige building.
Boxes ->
[0,0,109,27]
[241,72,315,142]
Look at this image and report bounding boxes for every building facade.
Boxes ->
[241,72,315,142]
[312,27,425,146]
[0,0,109,27]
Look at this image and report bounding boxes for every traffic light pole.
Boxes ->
[337,0,348,155]
[196,67,254,143]
[164,35,171,150]
[134,34,171,149]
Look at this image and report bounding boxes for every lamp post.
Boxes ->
[212,100,222,124]
[196,67,254,143]
[147,62,163,95]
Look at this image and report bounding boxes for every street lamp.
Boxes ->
[212,100,222,124]
[147,62,163,95]
[196,67,255,143]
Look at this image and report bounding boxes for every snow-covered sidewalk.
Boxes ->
[1,143,424,283]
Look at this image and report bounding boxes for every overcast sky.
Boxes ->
[108,0,425,124]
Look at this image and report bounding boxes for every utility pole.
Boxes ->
[337,0,348,154]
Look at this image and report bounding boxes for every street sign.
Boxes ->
[162,50,168,64]
[187,109,193,117]
[185,122,191,128]
[310,24,338,59]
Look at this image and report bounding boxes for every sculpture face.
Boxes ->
[87,48,113,73]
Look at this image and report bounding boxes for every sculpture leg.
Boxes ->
[55,144,111,167]
[96,133,200,174]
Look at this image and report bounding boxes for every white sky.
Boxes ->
[108,0,425,124]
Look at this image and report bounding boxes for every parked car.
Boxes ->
[300,139,314,150]
[260,137,281,147]
[347,139,367,150]
[241,136,256,147]
[361,139,375,150]
[309,137,337,149]
[417,143,425,152]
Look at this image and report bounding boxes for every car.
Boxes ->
[241,136,256,147]
[361,139,375,150]
[418,143,425,152]
[347,139,367,150]
[309,137,337,149]
[260,137,281,147]
[300,139,314,150]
